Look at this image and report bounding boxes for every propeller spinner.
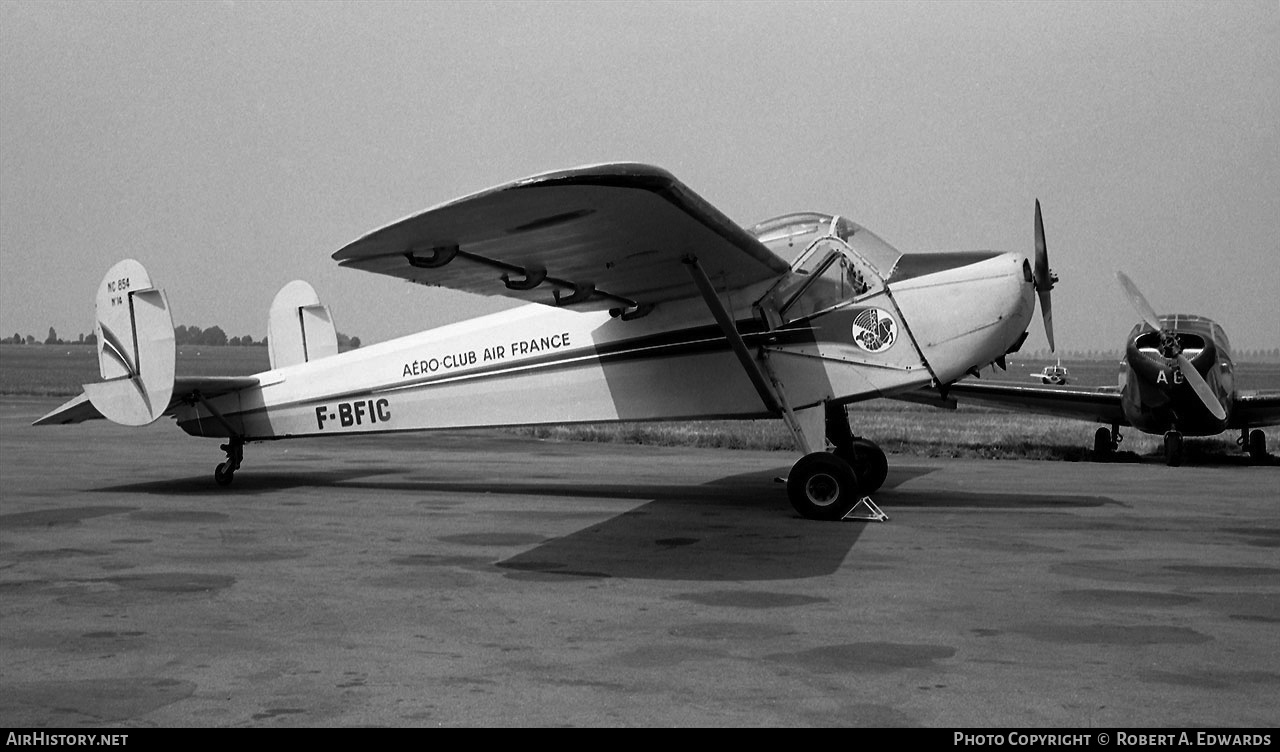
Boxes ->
[1115,271,1226,421]
[1033,200,1056,352]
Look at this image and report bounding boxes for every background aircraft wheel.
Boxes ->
[1163,432,1183,467]
[787,452,862,521]
[214,462,235,486]
[1093,427,1113,459]
[837,438,887,493]
[1248,429,1267,461]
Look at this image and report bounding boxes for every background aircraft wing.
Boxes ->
[1230,391,1280,429]
[33,376,260,426]
[332,163,792,312]
[942,381,1129,426]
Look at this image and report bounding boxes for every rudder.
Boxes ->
[267,280,337,369]
[85,259,176,425]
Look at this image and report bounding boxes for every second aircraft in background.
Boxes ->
[945,272,1280,466]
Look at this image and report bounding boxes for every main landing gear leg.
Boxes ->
[214,437,244,486]
[785,404,888,522]
[826,401,888,494]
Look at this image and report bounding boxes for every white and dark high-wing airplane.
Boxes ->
[1031,358,1068,385]
[945,271,1280,466]
[35,163,1055,520]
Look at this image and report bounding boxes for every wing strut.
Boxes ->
[682,255,780,413]
[682,255,815,454]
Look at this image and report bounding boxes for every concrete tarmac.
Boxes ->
[2,397,1278,727]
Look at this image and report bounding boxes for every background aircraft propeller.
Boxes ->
[1033,200,1056,351]
[1115,271,1227,421]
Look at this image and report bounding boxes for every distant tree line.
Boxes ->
[1,326,361,350]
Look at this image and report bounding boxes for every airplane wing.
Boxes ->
[1230,391,1280,429]
[332,163,792,313]
[941,381,1129,426]
[33,376,260,426]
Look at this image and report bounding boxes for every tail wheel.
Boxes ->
[787,452,862,521]
[214,438,244,487]
[214,463,235,486]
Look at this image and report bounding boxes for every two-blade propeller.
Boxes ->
[1115,271,1226,420]
[1033,200,1056,352]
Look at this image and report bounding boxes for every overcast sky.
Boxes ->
[2,0,1277,355]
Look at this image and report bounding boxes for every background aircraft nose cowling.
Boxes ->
[1116,271,1227,421]
[889,251,1034,386]
[1126,336,1224,417]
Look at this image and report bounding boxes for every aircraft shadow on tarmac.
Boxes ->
[93,464,1115,582]
[492,466,1113,582]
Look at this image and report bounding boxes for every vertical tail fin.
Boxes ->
[84,259,176,425]
[267,280,337,369]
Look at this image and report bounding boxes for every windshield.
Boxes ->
[829,216,902,276]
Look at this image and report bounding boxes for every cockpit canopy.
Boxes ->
[1130,314,1230,360]
[1134,330,1206,359]
[749,212,902,273]
[750,213,903,323]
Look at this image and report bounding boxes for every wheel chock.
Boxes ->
[842,496,888,522]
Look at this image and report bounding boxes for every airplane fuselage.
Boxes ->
[176,295,778,440]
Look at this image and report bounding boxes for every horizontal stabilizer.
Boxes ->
[33,393,102,425]
[34,375,260,427]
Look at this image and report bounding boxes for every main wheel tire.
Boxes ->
[837,438,887,493]
[214,462,235,486]
[1163,432,1183,467]
[1248,429,1267,461]
[1093,427,1113,459]
[787,452,862,521]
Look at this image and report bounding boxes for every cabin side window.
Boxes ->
[780,248,869,322]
